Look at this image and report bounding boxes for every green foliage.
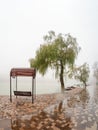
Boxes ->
[93,62,98,81]
[30,31,81,92]
[70,63,90,87]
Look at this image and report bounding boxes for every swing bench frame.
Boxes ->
[10,68,36,103]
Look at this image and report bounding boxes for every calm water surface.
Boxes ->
[0,77,80,95]
[0,77,61,95]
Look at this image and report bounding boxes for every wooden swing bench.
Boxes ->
[10,68,36,103]
[14,91,32,96]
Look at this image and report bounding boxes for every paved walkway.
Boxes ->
[0,119,11,130]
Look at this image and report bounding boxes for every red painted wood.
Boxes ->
[10,68,36,78]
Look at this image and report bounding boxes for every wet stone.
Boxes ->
[0,87,98,130]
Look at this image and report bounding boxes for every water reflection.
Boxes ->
[67,88,90,109]
[10,86,98,130]
[93,86,98,104]
[11,107,73,130]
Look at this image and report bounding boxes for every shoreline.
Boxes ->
[0,87,83,120]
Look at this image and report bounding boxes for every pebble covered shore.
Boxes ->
[0,87,82,120]
[0,87,98,130]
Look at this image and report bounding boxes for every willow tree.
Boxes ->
[93,62,98,83]
[69,63,90,88]
[30,31,80,92]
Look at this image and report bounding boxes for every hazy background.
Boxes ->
[0,0,98,83]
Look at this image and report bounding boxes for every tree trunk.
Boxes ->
[84,82,87,89]
[60,61,65,93]
[82,80,87,89]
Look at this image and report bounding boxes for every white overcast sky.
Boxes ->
[0,0,98,77]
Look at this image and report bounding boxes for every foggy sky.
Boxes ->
[0,0,98,78]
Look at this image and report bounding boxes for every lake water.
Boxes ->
[0,76,82,95]
[0,77,61,95]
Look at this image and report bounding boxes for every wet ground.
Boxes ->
[0,85,98,130]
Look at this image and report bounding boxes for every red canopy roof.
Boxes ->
[10,68,36,78]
